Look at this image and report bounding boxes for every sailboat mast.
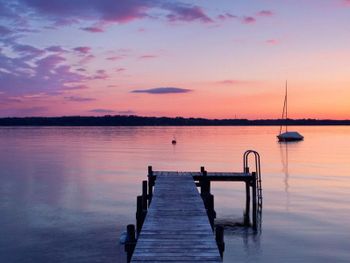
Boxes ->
[279,81,288,135]
[285,80,288,132]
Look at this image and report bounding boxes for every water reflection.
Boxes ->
[279,142,290,210]
[1,126,350,263]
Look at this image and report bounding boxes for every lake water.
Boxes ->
[0,126,349,263]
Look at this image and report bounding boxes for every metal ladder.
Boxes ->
[243,150,262,210]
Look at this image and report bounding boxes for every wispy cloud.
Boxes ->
[64,96,95,102]
[139,54,157,59]
[242,16,256,24]
[217,13,237,21]
[216,80,251,85]
[18,0,213,26]
[106,55,126,61]
[73,46,91,54]
[90,69,108,80]
[0,49,86,96]
[164,3,213,23]
[12,44,45,59]
[115,67,126,72]
[131,87,193,94]
[257,10,274,17]
[46,46,67,52]
[63,84,89,90]
[81,26,105,33]
[89,109,115,113]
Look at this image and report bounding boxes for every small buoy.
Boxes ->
[171,139,176,145]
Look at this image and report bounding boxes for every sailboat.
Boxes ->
[277,81,304,142]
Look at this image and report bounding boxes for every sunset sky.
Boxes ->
[0,0,350,119]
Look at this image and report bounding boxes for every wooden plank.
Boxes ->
[131,172,222,262]
[153,171,252,182]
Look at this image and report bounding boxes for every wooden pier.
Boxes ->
[124,151,262,262]
[132,171,222,262]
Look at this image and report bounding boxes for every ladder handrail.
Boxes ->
[243,150,261,175]
[243,150,262,209]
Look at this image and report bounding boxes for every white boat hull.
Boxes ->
[277,131,304,142]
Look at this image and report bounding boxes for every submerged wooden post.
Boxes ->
[125,224,136,263]
[244,181,251,225]
[215,225,225,258]
[252,172,257,230]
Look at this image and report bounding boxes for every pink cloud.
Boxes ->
[106,55,125,61]
[257,10,274,17]
[216,80,249,85]
[73,46,91,54]
[242,16,256,24]
[139,54,157,59]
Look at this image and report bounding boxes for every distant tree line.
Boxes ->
[0,115,349,126]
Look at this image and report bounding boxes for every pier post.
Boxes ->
[136,196,146,235]
[244,181,251,225]
[142,180,148,211]
[147,166,154,206]
[125,224,136,263]
[215,225,225,258]
[252,172,257,230]
[206,194,216,229]
[200,168,215,229]
[200,170,211,195]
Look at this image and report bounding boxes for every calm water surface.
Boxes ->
[0,126,349,262]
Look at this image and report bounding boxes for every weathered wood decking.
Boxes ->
[126,152,262,262]
[131,172,222,262]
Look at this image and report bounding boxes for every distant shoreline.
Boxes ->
[0,115,350,126]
